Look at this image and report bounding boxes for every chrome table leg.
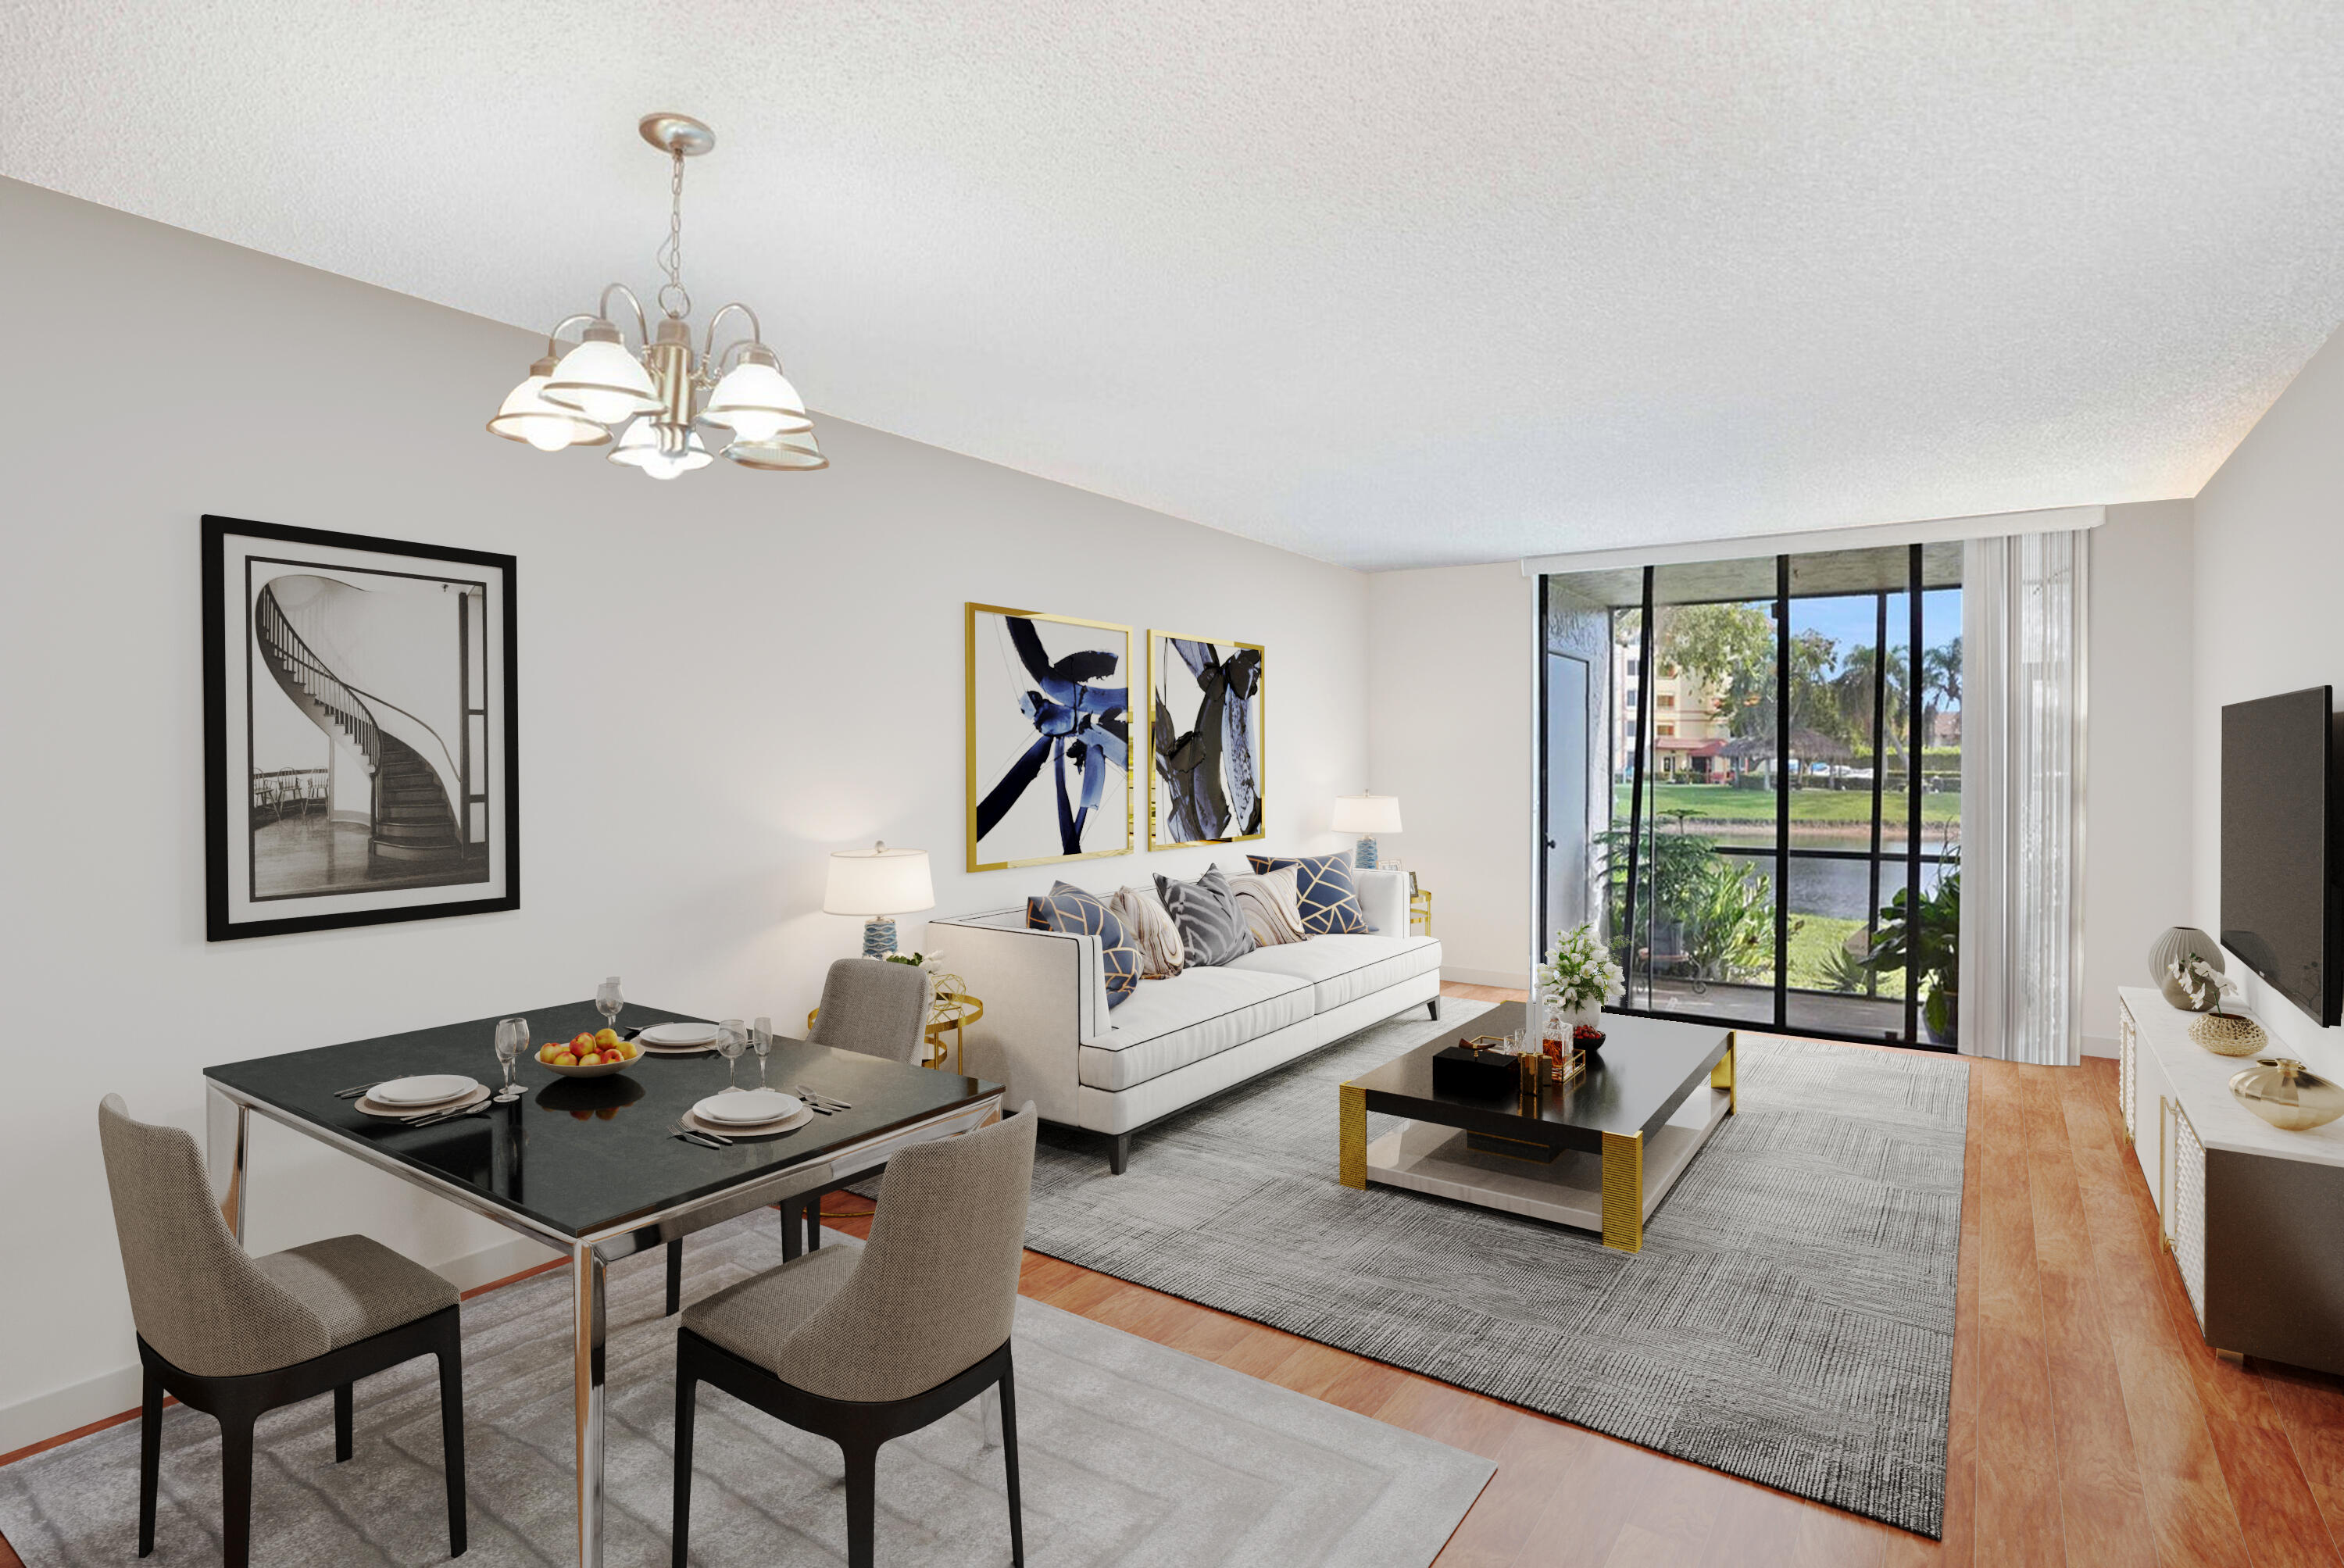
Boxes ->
[207,1085,249,1241]
[573,1241,606,1566]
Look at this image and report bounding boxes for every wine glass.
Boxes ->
[716,1018,747,1092]
[596,977,624,1036]
[752,1016,773,1089]
[493,1016,527,1102]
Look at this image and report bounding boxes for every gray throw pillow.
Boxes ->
[1153,865,1258,967]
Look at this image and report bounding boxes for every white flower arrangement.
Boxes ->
[2167,954,2240,1015]
[1538,924,1625,1015]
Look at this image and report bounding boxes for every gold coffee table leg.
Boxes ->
[1601,1130,1644,1251]
[1339,1082,1367,1190]
[1711,1038,1737,1114]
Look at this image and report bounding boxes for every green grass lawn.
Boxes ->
[1785,913,1906,998]
[1613,781,1960,827]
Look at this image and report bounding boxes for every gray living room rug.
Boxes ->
[0,1218,1492,1567]
[1024,1001,1969,1538]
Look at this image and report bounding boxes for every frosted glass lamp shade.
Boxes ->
[609,416,711,479]
[1331,795,1403,834]
[487,359,612,451]
[824,842,934,916]
[723,429,828,470]
[702,359,812,441]
[541,336,662,424]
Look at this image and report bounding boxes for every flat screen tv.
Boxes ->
[2221,686,2343,1027]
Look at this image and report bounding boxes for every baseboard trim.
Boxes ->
[1442,967,1531,991]
[0,1231,561,1459]
[2081,1033,2120,1059]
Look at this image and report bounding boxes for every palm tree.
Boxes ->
[1921,638,1961,745]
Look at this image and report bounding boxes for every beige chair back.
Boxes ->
[96,1095,330,1377]
[808,958,928,1063]
[777,1105,1038,1402]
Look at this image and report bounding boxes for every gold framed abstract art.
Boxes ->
[965,603,1134,871]
[1147,629,1266,850]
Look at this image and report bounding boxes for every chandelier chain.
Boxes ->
[656,148,691,320]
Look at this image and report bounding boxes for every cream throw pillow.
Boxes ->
[1228,865,1310,947]
[1111,886,1186,979]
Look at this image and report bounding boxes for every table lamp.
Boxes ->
[823,841,935,958]
[1331,794,1402,870]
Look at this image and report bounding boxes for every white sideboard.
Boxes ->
[2118,986,2344,1373]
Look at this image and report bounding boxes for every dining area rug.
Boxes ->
[1022,1002,1971,1538]
[0,1218,1492,1566]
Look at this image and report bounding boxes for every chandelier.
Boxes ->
[488,113,824,479]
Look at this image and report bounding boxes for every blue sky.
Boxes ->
[1789,588,1960,683]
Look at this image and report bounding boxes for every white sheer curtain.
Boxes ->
[1960,530,2089,1065]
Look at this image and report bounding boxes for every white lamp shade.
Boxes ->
[1331,794,1403,834]
[701,359,813,441]
[541,337,663,424]
[487,366,612,452]
[824,842,934,916]
[723,428,828,470]
[609,416,712,479]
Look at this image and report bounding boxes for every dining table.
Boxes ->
[202,998,1004,1568]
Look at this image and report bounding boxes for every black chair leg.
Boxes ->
[842,1438,879,1568]
[434,1318,468,1557]
[999,1358,1025,1566]
[806,1201,822,1250]
[333,1382,353,1462]
[1428,996,1442,1020]
[671,1370,696,1568]
[219,1402,257,1568]
[138,1366,162,1558]
[666,1238,683,1317]
[780,1198,803,1262]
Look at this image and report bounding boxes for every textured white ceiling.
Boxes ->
[6,2,2344,570]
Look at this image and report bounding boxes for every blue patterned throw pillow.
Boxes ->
[1027,881,1141,1007]
[1152,866,1258,966]
[1246,853,1375,934]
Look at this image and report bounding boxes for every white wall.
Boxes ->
[2190,322,2344,1067]
[0,178,1369,1448]
[2078,500,2197,1055]
[1366,563,1535,987]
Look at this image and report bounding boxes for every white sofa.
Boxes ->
[931,868,1442,1170]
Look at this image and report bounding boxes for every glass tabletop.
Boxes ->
[204,999,1001,1239]
[1350,1000,1731,1145]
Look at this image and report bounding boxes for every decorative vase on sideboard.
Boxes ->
[2147,926,2224,991]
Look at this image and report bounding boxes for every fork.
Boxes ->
[334,1081,386,1099]
[404,1107,488,1130]
[796,1084,852,1112]
[671,1120,732,1147]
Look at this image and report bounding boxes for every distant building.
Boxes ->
[1613,646,1735,780]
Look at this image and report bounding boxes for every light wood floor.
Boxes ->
[11,979,2344,1567]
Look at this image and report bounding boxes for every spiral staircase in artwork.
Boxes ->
[254,584,470,869]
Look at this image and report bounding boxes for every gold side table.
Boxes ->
[1410,887,1432,935]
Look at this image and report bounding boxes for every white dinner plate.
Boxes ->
[638,1023,720,1047]
[693,1089,802,1127]
[369,1074,479,1107]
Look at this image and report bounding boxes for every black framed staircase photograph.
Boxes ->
[202,514,518,941]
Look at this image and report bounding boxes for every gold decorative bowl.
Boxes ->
[2230,1057,2344,1132]
[2189,1011,2267,1057]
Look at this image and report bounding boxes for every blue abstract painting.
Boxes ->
[967,604,1133,870]
[1149,632,1264,848]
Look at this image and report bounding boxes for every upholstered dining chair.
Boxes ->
[672,1103,1037,1568]
[96,1095,467,1567]
[662,959,934,1316]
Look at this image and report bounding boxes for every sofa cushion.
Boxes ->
[1077,966,1312,1091]
[1247,854,1374,934]
[1226,933,1442,1013]
[1153,866,1256,966]
[1027,883,1140,1008]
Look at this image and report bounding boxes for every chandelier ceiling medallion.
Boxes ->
[488,113,824,479]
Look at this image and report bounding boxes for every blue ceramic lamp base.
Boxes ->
[1354,836,1379,870]
[861,917,898,959]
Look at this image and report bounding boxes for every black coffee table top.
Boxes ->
[1350,1001,1731,1152]
[205,1000,1000,1239]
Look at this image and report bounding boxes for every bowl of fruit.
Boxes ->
[1573,1022,1608,1054]
[538,1029,640,1078]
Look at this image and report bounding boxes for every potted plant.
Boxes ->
[1863,859,1960,1044]
[1537,923,1625,1039]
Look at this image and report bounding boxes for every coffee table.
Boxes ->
[1338,1002,1735,1251]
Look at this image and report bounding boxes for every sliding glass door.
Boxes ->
[1538,543,1962,1049]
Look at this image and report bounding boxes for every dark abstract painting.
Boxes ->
[1149,631,1265,848]
[966,604,1133,870]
